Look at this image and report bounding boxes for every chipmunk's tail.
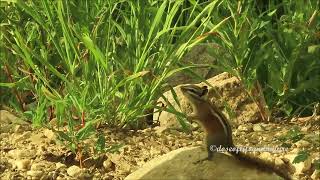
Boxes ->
[229,147,292,180]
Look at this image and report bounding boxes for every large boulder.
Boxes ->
[125,146,282,180]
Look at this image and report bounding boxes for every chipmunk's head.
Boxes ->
[180,84,208,105]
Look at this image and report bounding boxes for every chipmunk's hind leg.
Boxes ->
[193,136,219,164]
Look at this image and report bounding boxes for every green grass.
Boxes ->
[0,0,221,163]
[0,0,218,126]
[0,0,319,164]
[202,0,320,118]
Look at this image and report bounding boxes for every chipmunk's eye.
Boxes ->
[200,87,208,97]
[189,89,197,93]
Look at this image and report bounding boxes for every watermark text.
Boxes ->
[209,145,288,154]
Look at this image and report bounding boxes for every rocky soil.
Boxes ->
[1,109,319,179]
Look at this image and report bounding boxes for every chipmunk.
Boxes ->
[180,84,292,180]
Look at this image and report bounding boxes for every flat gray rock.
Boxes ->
[125,146,281,180]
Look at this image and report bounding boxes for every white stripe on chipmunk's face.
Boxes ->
[180,84,208,103]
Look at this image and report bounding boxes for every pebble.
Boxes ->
[43,129,56,140]
[195,141,203,145]
[31,162,45,171]
[253,124,264,132]
[103,159,113,170]
[27,170,43,178]
[56,176,65,180]
[301,126,310,132]
[15,159,31,170]
[237,124,252,132]
[67,165,81,177]
[14,125,24,133]
[8,149,34,159]
[295,140,310,148]
[48,171,59,179]
[311,169,319,179]
[191,122,199,130]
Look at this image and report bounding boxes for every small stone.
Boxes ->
[168,129,180,136]
[166,135,173,141]
[311,169,320,180]
[295,140,310,148]
[67,165,82,177]
[79,172,91,179]
[301,126,310,132]
[237,124,252,132]
[290,148,300,154]
[253,124,264,132]
[8,149,34,159]
[48,171,58,179]
[193,131,199,135]
[233,130,240,136]
[275,132,283,137]
[31,163,45,171]
[94,172,101,178]
[0,124,14,133]
[14,125,23,133]
[196,141,203,146]
[263,125,273,131]
[103,159,113,170]
[56,176,65,180]
[27,170,43,178]
[15,159,31,170]
[43,129,55,140]
[0,110,19,123]
[191,122,199,130]
[141,127,152,133]
[55,162,67,170]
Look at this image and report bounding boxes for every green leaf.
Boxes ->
[169,86,181,108]
[287,127,305,143]
[280,142,292,148]
[41,86,61,101]
[75,121,95,141]
[278,126,305,143]
[82,34,107,70]
[55,130,73,143]
[126,71,150,82]
[308,45,320,54]
[95,134,106,152]
[145,1,167,48]
[105,144,124,153]
[0,76,29,88]
[292,150,310,164]
[282,103,293,116]
[267,9,277,16]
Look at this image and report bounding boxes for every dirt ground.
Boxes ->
[1,108,319,179]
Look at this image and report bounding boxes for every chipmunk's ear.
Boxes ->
[200,86,208,97]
